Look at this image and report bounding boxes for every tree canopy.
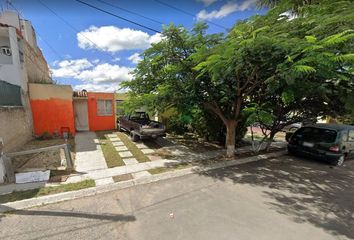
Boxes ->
[122,0,354,156]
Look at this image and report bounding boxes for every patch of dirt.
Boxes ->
[48,170,75,183]
[166,133,223,153]
[11,138,75,172]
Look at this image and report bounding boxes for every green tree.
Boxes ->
[247,0,354,149]
[123,0,354,157]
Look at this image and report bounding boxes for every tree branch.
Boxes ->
[204,102,228,125]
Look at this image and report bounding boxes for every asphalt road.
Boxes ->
[1,154,354,240]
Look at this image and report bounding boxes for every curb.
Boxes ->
[0,150,286,213]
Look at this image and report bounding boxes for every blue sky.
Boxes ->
[1,0,266,92]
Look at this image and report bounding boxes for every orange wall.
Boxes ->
[30,98,75,136]
[87,92,115,131]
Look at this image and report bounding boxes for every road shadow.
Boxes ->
[196,154,354,239]
[0,206,136,222]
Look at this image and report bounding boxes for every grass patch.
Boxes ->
[148,164,191,175]
[96,131,125,168]
[116,132,150,163]
[0,180,95,204]
[112,173,133,182]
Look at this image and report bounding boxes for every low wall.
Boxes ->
[29,84,75,137]
[0,93,33,152]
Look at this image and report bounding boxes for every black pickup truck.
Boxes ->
[117,111,166,141]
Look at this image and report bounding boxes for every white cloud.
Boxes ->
[196,0,218,6]
[128,53,142,64]
[149,33,163,45]
[77,26,162,53]
[197,0,257,20]
[77,63,133,84]
[51,59,133,92]
[52,58,93,78]
[73,83,119,93]
[112,57,121,62]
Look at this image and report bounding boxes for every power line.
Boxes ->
[8,1,64,60]
[37,34,63,60]
[4,1,53,80]
[153,0,227,31]
[37,0,119,61]
[94,0,163,25]
[74,0,161,33]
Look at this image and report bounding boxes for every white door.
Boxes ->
[74,100,89,131]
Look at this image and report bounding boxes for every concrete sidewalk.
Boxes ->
[74,132,108,172]
[0,141,287,194]
[0,150,286,213]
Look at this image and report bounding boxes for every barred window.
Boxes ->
[97,99,112,116]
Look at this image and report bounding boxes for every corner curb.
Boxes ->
[0,150,286,213]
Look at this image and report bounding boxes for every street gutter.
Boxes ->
[0,150,286,213]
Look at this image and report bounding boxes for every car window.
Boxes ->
[293,127,337,143]
[349,130,354,142]
[130,112,148,120]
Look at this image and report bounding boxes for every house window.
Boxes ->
[97,99,112,116]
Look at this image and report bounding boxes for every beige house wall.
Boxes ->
[0,93,33,152]
[29,84,73,100]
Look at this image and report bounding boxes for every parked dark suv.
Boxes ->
[287,124,354,166]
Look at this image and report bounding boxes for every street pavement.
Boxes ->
[0,154,353,240]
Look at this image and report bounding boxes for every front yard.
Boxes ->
[11,138,75,172]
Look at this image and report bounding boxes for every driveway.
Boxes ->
[0,154,353,240]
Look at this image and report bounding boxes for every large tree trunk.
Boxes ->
[225,120,236,157]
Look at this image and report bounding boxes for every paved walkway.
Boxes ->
[0,134,287,194]
[65,159,176,183]
[75,132,108,172]
[107,133,153,180]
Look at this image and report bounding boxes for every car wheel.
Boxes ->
[130,132,139,142]
[332,155,345,166]
[287,147,295,156]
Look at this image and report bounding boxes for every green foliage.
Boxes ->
[122,0,354,149]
